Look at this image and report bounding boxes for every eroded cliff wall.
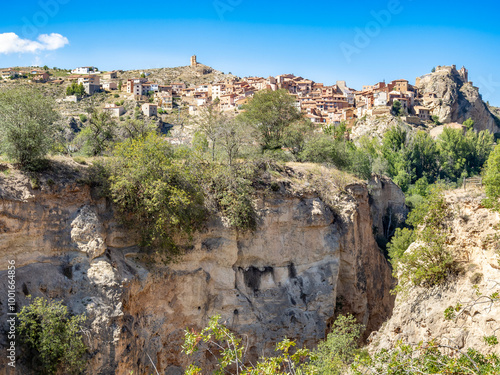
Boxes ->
[0,168,401,374]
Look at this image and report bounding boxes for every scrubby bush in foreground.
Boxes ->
[183,314,499,375]
[18,297,87,375]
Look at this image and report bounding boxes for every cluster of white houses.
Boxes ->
[1,68,50,82]
[2,61,471,126]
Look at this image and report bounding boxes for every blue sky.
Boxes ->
[2,0,500,104]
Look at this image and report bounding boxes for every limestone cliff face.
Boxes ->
[351,114,404,142]
[416,66,500,133]
[0,169,401,375]
[368,189,500,357]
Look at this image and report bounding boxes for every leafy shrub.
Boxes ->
[483,144,500,210]
[390,186,459,291]
[387,227,415,266]
[108,132,206,260]
[391,100,404,116]
[183,315,315,375]
[311,314,364,375]
[353,340,500,375]
[75,110,116,156]
[241,89,301,150]
[72,156,87,165]
[300,134,371,179]
[0,86,59,169]
[18,297,87,375]
[66,82,85,97]
[183,315,499,375]
[203,163,257,231]
[438,128,493,181]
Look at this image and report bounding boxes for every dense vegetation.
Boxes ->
[483,143,500,210]
[387,185,459,292]
[183,314,500,375]
[18,297,87,375]
[0,86,59,169]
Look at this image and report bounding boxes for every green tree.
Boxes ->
[66,82,85,97]
[466,129,494,175]
[311,314,364,375]
[192,103,227,161]
[242,89,302,150]
[18,297,87,375]
[108,132,206,259]
[204,162,257,231]
[483,144,500,209]
[117,118,157,140]
[282,119,313,159]
[406,131,439,183]
[463,118,475,131]
[0,86,59,168]
[300,133,351,169]
[380,126,410,184]
[437,128,469,180]
[438,128,493,181]
[432,115,442,125]
[76,109,116,156]
[387,227,416,266]
[391,100,404,116]
[300,132,372,180]
[218,117,249,166]
[393,186,458,291]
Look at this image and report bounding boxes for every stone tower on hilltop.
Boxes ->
[191,55,197,67]
[459,66,469,83]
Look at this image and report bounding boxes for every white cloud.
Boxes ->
[0,33,69,54]
[37,33,69,50]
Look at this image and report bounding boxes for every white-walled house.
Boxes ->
[72,67,97,74]
[103,104,125,117]
[1,68,18,79]
[142,103,158,117]
[78,75,100,85]
[374,92,388,107]
[102,82,117,90]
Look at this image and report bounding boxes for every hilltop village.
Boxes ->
[0,57,475,130]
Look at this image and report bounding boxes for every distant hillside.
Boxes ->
[119,64,239,86]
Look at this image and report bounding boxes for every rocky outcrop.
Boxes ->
[0,166,400,374]
[416,66,500,133]
[351,114,405,141]
[368,176,408,241]
[368,189,500,357]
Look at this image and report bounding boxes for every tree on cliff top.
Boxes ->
[241,89,302,151]
[0,86,59,169]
